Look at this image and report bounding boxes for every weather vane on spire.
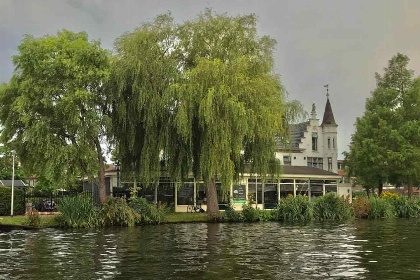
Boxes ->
[324,84,329,98]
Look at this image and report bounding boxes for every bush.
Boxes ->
[0,186,26,216]
[100,197,139,227]
[242,202,260,222]
[381,191,399,200]
[274,195,312,222]
[222,203,243,222]
[56,193,99,228]
[129,197,166,225]
[352,190,368,199]
[312,193,353,221]
[258,210,274,222]
[26,209,41,227]
[352,197,371,219]
[368,197,394,219]
[393,197,420,218]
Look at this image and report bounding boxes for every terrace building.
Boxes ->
[86,96,350,211]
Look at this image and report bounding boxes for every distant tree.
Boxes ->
[110,11,293,217]
[0,30,110,202]
[0,144,26,180]
[347,54,420,196]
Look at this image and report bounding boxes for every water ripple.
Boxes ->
[1,219,420,279]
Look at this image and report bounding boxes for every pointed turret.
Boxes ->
[321,97,337,126]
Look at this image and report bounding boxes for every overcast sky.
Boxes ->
[1,0,420,158]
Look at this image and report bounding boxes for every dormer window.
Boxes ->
[312,132,318,151]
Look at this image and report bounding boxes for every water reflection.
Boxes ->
[1,220,420,279]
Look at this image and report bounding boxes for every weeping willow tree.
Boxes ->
[110,10,293,217]
[109,14,179,184]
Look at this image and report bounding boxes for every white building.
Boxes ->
[276,96,338,173]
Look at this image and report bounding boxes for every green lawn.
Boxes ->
[0,215,58,228]
[165,212,209,223]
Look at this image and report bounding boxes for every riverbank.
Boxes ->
[3,193,420,229]
[0,213,209,228]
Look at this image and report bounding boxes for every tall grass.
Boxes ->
[312,193,353,221]
[392,197,420,218]
[56,194,99,228]
[129,197,166,224]
[242,203,260,222]
[100,197,139,227]
[273,195,312,222]
[26,209,41,227]
[222,203,243,222]
[367,197,394,219]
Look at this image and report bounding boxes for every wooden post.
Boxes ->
[308,179,311,199]
[262,181,265,210]
[174,182,178,212]
[193,178,197,206]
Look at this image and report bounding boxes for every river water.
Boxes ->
[1,219,420,279]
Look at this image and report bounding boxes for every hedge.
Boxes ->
[0,186,26,216]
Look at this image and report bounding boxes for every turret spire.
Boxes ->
[321,85,336,126]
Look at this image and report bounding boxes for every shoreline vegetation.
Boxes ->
[1,192,420,229]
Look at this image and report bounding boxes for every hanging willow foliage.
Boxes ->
[108,14,179,184]
[110,10,295,215]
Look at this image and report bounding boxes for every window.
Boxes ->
[328,137,331,148]
[264,182,278,206]
[333,138,335,149]
[310,180,324,197]
[307,157,323,169]
[177,183,194,205]
[312,132,318,151]
[216,183,230,205]
[328,157,332,171]
[280,180,294,198]
[283,156,291,166]
[248,179,262,204]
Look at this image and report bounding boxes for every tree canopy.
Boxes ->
[110,10,292,216]
[346,53,420,195]
[0,30,110,202]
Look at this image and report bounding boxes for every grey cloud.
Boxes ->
[1,0,420,157]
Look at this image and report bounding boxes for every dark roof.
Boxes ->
[276,122,308,150]
[321,98,337,126]
[241,164,339,177]
[282,166,339,177]
[0,180,27,188]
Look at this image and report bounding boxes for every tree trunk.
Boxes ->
[407,180,413,198]
[206,178,220,220]
[378,182,383,196]
[94,138,107,204]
